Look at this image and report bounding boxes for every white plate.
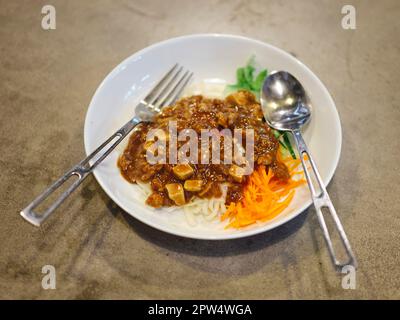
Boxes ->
[84,34,342,240]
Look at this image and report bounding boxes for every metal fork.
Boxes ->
[21,64,193,226]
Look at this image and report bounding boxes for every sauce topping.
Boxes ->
[118,91,289,208]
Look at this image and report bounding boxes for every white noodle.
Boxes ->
[137,180,228,226]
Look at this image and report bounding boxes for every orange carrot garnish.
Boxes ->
[221,150,306,229]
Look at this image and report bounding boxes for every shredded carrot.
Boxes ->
[221,149,306,229]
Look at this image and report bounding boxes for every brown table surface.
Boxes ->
[1,0,399,299]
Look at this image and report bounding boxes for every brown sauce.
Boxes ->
[118,90,289,208]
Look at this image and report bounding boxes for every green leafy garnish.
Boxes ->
[282,132,296,159]
[225,56,267,100]
[226,56,297,159]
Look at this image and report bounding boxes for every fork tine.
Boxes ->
[142,63,179,104]
[159,72,193,108]
[151,66,184,106]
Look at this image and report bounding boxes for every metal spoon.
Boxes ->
[260,71,357,270]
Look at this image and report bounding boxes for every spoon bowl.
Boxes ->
[260,71,311,131]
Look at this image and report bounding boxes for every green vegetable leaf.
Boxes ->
[244,64,255,87]
[282,132,296,159]
[226,56,267,97]
[252,69,268,92]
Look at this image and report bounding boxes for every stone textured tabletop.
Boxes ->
[1,0,399,299]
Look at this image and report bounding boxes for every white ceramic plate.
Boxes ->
[84,34,342,240]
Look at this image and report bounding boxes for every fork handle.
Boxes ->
[292,130,357,270]
[20,117,141,226]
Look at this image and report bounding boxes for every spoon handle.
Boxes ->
[292,130,357,271]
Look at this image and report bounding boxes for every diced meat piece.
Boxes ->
[227,113,238,126]
[271,162,290,182]
[229,165,246,182]
[198,181,212,197]
[151,176,164,191]
[225,90,256,106]
[184,180,204,192]
[140,163,163,181]
[165,183,186,205]
[198,182,222,198]
[216,112,228,127]
[226,184,243,205]
[117,155,130,174]
[146,192,164,208]
[257,153,273,165]
[172,164,194,180]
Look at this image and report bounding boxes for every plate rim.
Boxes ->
[84,33,342,240]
